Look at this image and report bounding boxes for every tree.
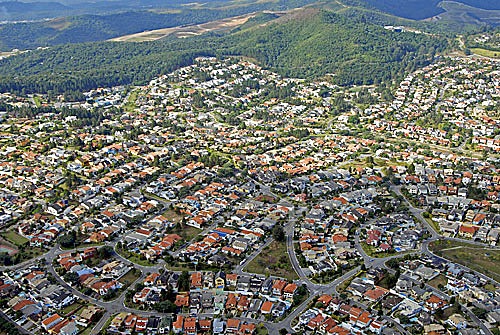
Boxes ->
[386,258,399,270]
[272,225,285,242]
[98,246,114,259]
[178,271,190,292]
[399,314,410,324]
[155,301,176,313]
[0,253,12,266]
[472,307,487,319]
[63,272,79,284]
[58,231,76,248]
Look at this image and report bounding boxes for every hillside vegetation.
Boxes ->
[0,9,449,94]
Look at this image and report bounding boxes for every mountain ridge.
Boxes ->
[0,8,449,94]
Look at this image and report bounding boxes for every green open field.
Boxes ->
[122,89,139,112]
[439,1,500,26]
[244,241,298,281]
[343,157,397,170]
[425,217,441,234]
[430,240,500,283]
[256,324,268,335]
[1,230,29,246]
[0,230,46,263]
[471,48,500,59]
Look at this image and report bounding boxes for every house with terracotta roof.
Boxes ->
[283,283,298,301]
[135,316,148,332]
[306,313,325,330]
[226,318,240,333]
[425,294,448,312]
[458,224,479,238]
[42,314,63,330]
[199,319,212,332]
[172,315,183,333]
[183,317,197,335]
[271,279,287,296]
[175,294,189,307]
[260,301,273,314]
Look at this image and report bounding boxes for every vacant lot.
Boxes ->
[169,223,202,242]
[344,157,395,170]
[430,240,500,282]
[163,209,184,225]
[117,248,156,267]
[111,13,259,42]
[119,269,142,287]
[361,242,399,258]
[427,274,448,290]
[245,241,298,281]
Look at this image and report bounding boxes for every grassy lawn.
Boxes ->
[118,269,142,287]
[79,326,93,335]
[116,248,156,267]
[1,230,29,246]
[33,96,41,107]
[100,314,115,333]
[427,274,448,290]
[244,241,298,281]
[338,270,364,293]
[18,247,45,260]
[62,302,83,316]
[430,240,500,282]
[471,48,500,59]
[255,324,268,335]
[123,89,139,112]
[143,191,170,203]
[61,241,104,250]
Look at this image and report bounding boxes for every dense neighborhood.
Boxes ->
[0,56,499,335]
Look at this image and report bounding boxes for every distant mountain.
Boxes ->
[0,0,319,51]
[0,0,312,21]
[345,0,500,20]
[0,1,69,21]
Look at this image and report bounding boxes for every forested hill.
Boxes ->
[344,0,500,20]
[0,0,316,51]
[0,9,449,94]
[226,9,449,84]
